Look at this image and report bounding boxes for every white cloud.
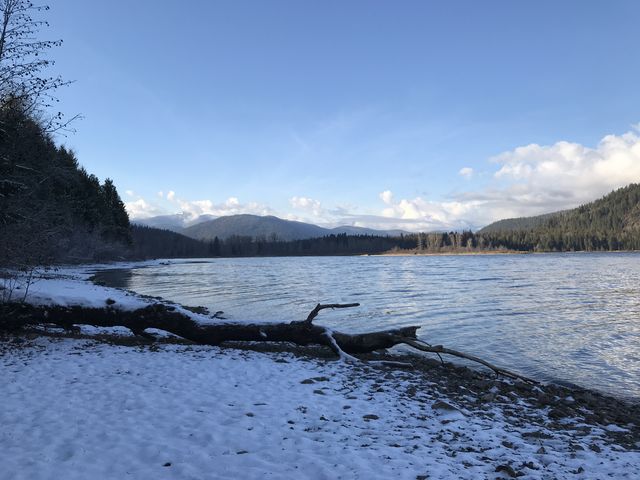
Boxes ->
[490,129,640,209]
[157,191,164,198]
[379,190,394,205]
[126,191,275,221]
[124,198,166,219]
[376,191,480,231]
[175,196,274,221]
[459,167,474,178]
[125,190,135,197]
[370,126,640,230]
[289,196,324,217]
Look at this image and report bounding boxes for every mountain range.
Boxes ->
[136,183,640,247]
[135,214,408,241]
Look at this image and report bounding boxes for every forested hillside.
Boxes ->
[478,211,562,234]
[130,225,210,258]
[0,103,131,267]
[183,214,327,241]
[0,1,131,269]
[423,184,640,253]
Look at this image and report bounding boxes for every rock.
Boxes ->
[300,378,315,384]
[105,298,116,305]
[363,414,379,420]
[313,389,325,395]
[432,400,461,414]
[536,392,554,406]
[495,464,519,477]
[522,430,553,440]
[548,407,567,420]
[473,379,492,390]
[481,392,496,403]
[163,462,172,467]
[182,305,209,315]
[589,443,602,453]
[405,386,417,397]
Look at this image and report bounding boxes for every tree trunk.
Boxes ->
[0,301,535,383]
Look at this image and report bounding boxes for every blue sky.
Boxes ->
[47,0,640,230]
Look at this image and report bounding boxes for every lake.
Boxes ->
[94,253,640,400]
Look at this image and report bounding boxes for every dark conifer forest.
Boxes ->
[0,104,131,268]
[470,184,640,252]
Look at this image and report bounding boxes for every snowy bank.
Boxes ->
[1,267,639,479]
[3,262,221,326]
[1,335,639,480]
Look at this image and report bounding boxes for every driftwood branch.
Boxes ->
[0,301,535,383]
[401,338,531,382]
[302,303,360,324]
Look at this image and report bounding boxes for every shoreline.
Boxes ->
[83,259,640,403]
[375,248,640,257]
[2,267,639,478]
[6,262,640,408]
[10,259,640,401]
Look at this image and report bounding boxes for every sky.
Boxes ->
[43,0,640,230]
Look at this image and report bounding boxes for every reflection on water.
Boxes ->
[93,253,640,399]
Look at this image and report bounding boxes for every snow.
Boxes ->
[4,262,219,325]
[1,337,639,480]
[21,273,147,310]
[1,266,639,479]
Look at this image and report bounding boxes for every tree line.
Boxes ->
[131,227,415,258]
[466,184,640,252]
[0,103,132,268]
[1,0,130,270]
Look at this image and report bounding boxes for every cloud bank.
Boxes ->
[368,126,640,230]
[125,125,640,231]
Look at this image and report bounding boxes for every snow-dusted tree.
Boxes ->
[0,0,74,131]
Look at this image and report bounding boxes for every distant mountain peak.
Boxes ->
[134,213,410,241]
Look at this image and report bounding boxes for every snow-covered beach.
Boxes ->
[1,267,639,479]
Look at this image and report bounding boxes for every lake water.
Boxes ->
[95,253,640,400]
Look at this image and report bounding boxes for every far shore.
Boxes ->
[374,248,640,257]
[374,249,529,256]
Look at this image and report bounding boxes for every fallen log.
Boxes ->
[0,301,536,383]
